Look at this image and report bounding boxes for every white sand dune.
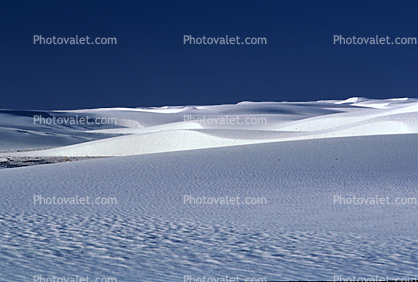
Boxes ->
[1,97,417,157]
[1,134,418,281]
[0,98,417,281]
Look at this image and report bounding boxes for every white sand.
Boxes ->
[0,98,417,281]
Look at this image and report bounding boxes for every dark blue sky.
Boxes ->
[1,0,418,109]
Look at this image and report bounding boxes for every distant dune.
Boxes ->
[1,97,417,157]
